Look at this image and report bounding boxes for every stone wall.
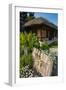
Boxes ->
[32,48,53,76]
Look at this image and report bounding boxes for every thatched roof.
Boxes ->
[23,17,57,30]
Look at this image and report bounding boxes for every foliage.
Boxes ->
[20,32,58,77]
[20,53,33,69]
[20,12,34,31]
[20,32,40,68]
[40,41,49,50]
[20,32,40,77]
[32,33,40,49]
[48,41,58,48]
[20,32,40,51]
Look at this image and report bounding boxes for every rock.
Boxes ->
[32,48,53,76]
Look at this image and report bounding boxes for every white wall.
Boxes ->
[0,0,66,89]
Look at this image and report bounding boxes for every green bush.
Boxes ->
[32,33,40,49]
[20,32,40,53]
[20,53,33,69]
[40,41,49,50]
[20,32,27,46]
[49,41,58,48]
[20,32,40,77]
[26,32,40,50]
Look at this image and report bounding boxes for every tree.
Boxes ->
[20,12,27,32]
[27,12,34,21]
[20,12,35,32]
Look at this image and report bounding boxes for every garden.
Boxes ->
[20,32,58,78]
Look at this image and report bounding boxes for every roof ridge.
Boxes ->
[24,17,57,30]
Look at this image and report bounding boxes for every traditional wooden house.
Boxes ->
[23,17,58,41]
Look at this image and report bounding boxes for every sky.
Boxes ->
[34,12,58,26]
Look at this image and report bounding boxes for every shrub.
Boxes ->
[32,33,40,49]
[20,53,33,69]
[20,32,40,77]
[20,32,40,53]
[20,32,27,46]
[40,41,49,50]
[49,41,58,48]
